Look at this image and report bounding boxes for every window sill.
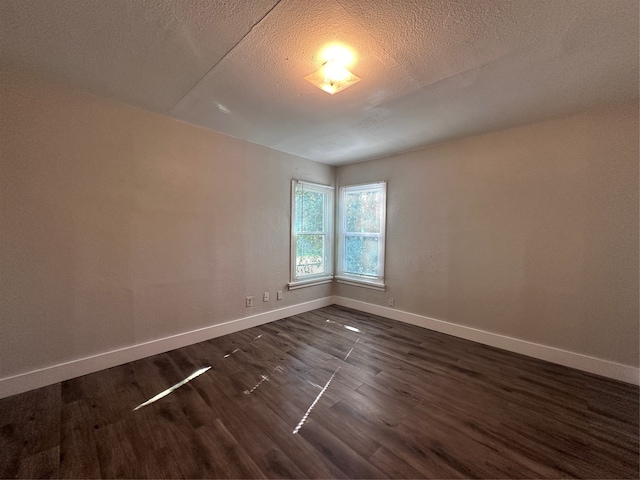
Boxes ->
[288,277,333,290]
[335,276,386,291]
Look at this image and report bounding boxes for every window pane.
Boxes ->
[295,189,324,233]
[345,235,379,276]
[345,190,381,233]
[296,234,325,276]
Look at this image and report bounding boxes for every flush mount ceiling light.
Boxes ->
[305,44,361,95]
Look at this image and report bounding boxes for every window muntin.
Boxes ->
[290,180,334,286]
[337,182,386,287]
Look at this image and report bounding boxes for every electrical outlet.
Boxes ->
[263,292,269,302]
[276,291,283,300]
[387,297,394,307]
[246,296,254,307]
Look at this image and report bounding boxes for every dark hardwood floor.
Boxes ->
[1,305,638,478]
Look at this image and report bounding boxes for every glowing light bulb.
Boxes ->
[304,45,361,95]
[321,45,355,67]
[322,61,351,83]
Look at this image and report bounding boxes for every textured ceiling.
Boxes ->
[2,0,638,165]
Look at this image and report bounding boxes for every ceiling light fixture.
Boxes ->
[305,45,360,95]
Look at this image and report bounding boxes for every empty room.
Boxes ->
[1,0,638,478]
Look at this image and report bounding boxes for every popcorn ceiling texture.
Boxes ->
[1,0,638,165]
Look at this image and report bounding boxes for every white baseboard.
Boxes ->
[3,295,637,399]
[0,297,334,399]
[334,296,639,385]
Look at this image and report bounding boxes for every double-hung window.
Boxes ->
[336,182,387,290]
[289,180,334,288]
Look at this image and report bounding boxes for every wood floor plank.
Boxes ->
[0,431,20,478]
[243,399,348,479]
[264,398,384,479]
[0,383,61,479]
[296,418,387,479]
[293,388,382,459]
[1,305,638,478]
[202,402,307,479]
[93,420,139,479]
[16,446,59,479]
[194,418,266,479]
[369,446,430,479]
[129,392,210,478]
[59,400,100,479]
[128,400,211,478]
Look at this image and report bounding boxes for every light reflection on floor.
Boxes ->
[292,366,341,435]
[326,318,361,333]
[132,316,365,434]
[292,334,361,434]
[133,366,212,411]
[343,338,359,360]
[223,333,264,358]
[244,374,269,395]
[243,365,289,395]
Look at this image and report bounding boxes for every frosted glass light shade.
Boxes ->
[305,60,361,95]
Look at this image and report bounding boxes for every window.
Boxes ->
[289,180,334,288]
[337,182,387,290]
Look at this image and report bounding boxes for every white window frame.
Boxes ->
[289,180,334,289]
[336,182,387,291]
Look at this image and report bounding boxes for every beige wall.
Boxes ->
[0,70,333,379]
[336,101,639,367]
